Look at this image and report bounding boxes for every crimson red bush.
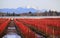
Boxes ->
[16,18,60,36]
[14,19,37,38]
[0,18,10,35]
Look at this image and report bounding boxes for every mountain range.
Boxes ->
[0,7,47,14]
[0,7,38,14]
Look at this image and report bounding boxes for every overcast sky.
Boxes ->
[0,0,60,11]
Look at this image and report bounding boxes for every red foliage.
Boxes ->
[16,18,60,36]
[14,19,37,38]
[0,18,10,35]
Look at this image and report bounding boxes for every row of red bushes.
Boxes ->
[16,18,60,36]
[0,18,60,37]
[0,18,10,35]
[14,19,38,38]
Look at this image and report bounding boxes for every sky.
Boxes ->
[0,0,60,11]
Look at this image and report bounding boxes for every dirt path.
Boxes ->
[2,20,21,38]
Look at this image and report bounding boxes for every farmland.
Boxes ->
[0,16,60,38]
